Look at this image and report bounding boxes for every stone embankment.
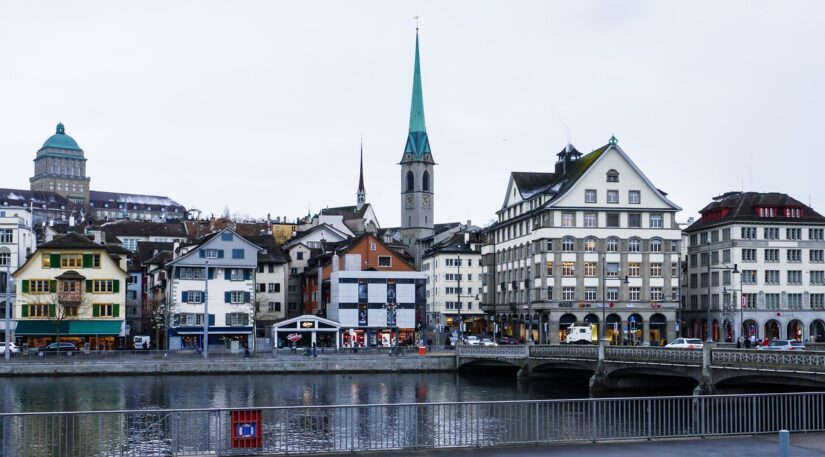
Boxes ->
[0,354,457,377]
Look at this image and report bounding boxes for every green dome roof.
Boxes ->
[41,123,81,150]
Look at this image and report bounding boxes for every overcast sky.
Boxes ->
[2,1,824,228]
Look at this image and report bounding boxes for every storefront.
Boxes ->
[273,315,341,349]
[170,327,252,352]
[14,320,124,351]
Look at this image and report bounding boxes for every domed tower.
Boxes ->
[399,28,435,264]
[30,122,91,206]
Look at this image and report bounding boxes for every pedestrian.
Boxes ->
[243,345,250,359]
[749,334,756,347]
[143,341,148,350]
[744,337,751,349]
[426,338,432,351]
[736,336,742,349]
[311,342,317,358]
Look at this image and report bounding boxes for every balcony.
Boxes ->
[58,291,83,304]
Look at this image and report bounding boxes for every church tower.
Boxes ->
[399,27,435,263]
[30,122,91,206]
[356,139,366,211]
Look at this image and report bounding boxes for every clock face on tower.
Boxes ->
[422,194,431,208]
[405,194,415,208]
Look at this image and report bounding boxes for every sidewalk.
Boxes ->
[306,433,825,457]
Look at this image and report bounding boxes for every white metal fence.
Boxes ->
[2,392,824,456]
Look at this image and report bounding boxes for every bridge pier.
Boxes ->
[693,342,715,396]
[589,341,610,394]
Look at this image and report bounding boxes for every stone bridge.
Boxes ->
[456,344,825,393]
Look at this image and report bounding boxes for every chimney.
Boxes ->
[464,232,470,244]
[332,254,339,273]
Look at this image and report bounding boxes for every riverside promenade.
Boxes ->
[0,350,457,377]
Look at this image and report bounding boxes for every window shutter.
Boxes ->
[49,280,57,293]
[172,313,180,327]
[199,250,205,258]
[21,304,28,318]
[224,269,231,280]
[113,304,119,318]
[50,254,60,268]
[225,313,231,325]
[93,304,99,317]
[113,280,120,293]
[217,250,224,259]
[21,280,29,293]
[83,254,93,268]
[207,268,214,280]
[182,291,189,303]
[224,292,231,303]
[243,270,251,281]
[48,304,56,317]
[244,292,251,303]
[242,313,249,326]
[175,268,181,279]
[208,314,215,326]
[86,280,93,292]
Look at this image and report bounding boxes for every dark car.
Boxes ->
[37,342,79,357]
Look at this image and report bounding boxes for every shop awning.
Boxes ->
[15,320,123,336]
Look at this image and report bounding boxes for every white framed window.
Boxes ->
[585,287,597,301]
[584,213,597,228]
[585,189,597,203]
[0,229,12,243]
[204,249,219,259]
[562,212,575,227]
[650,239,662,253]
[230,291,245,304]
[628,239,640,252]
[92,280,114,293]
[187,291,203,303]
[583,238,597,252]
[650,287,663,301]
[562,287,575,301]
[370,242,377,251]
[607,190,619,204]
[606,170,619,182]
[629,287,640,301]
[378,256,392,267]
[606,238,619,252]
[649,213,663,228]
[562,237,575,252]
[606,287,618,301]
[628,190,641,204]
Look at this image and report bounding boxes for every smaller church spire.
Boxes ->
[357,137,366,210]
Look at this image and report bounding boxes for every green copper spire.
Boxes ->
[404,28,431,160]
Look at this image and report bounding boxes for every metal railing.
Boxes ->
[2,392,824,456]
[530,344,598,358]
[457,345,528,358]
[712,348,825,368]
[605,346,703,363]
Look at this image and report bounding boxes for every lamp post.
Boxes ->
[1,247,12,362]
[704,242,738,343]
[723,269,743,342]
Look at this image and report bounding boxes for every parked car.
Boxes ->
[498,336,517,345]
[665,338,704,349]
[37,342,79,357]
[465,336,481,346]
[757,339,805,351]
[0,342,20,355]
[480,338,497,347]
[564,325,594,344]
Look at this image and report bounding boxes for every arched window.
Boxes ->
[583,238,597,252]
[422,171,430,192]
[650,238,663,253]
[406,171,414,192]
[562,237,575,252]
[606,237,619,252]
[628,238,641,252]
[606,169,619,182]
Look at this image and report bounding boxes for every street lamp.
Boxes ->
[203,261,209,359]
[704,242,738,342]
[723,271,744,343]
[601,254,628,343]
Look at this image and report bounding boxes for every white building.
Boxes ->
[328,255,426,348]
[422,229,484,334]
[684,191,825,343]
[482,138,682,345]
[0,206,37,340]
[165,228,261,351]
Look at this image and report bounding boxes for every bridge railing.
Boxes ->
[2,392,824,455]
[605,346,703,364]
[712,349,825,370]
[456,345,528,358]
[530,344,598,359]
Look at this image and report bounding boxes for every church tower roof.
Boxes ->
[403,28,432,161]
[41,122,82,151]
[357,138,366,210]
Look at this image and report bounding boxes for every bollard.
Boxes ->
[778,430,790,457]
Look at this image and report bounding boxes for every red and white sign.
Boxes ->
[287,333,303,343]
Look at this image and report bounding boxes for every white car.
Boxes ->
[480,338,497,347]
[665,338,704,349]
[0,342,21,355]
[465,336,481,346]
[757,339,805,351]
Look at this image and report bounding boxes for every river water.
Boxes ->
[1,371,699,413]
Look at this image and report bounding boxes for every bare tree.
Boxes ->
[22,284,95,356]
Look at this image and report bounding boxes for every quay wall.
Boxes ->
[0,354,457,377]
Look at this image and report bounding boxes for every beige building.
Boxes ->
[12,232,129,349]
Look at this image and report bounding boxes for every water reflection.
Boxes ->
[3,372,597,413]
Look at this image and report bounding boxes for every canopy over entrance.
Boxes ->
[273,315,341,349]
[15,320,123,336]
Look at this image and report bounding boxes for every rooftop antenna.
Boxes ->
[413,15,420,30]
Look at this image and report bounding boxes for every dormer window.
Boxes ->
[606,169,619,182]
[784,207,802,218]
[757,207,777,218]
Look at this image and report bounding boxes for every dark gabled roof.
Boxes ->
[0,188,75,210]
[321,204,370,222]
[105,244,133,256]
[88,191,185,212]
[145,250,173,266]
[38,232,105,250]
[135,241,175,265]
[99,221,188,238]
[243,234,290,264]
[55,270,86,280]
[504,144,610,210]
[423,231,482,257]
[685,191,825,232]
